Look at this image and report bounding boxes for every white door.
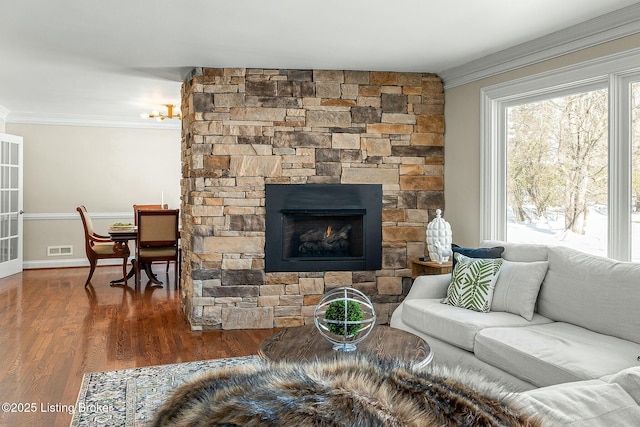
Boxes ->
[0,133,23,278]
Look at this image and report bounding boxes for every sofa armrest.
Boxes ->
[404,274,451,300]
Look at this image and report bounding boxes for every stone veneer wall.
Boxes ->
[180,68,444,330]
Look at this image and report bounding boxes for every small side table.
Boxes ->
[410,258,452,279]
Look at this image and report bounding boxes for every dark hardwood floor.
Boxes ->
[0,265,278,426]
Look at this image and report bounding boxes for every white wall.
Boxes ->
[444,33,640,247]
[5,123,181,268]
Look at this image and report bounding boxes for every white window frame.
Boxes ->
[480,47,640,261]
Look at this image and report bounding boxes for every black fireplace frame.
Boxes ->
[265,184,382,272]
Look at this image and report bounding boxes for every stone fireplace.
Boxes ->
[180,68,444,330]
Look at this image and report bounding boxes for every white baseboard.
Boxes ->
[23,258,131,270]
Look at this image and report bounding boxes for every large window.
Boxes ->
[633,82,640,261]
[506,89,609,256]
[481,49,640,261]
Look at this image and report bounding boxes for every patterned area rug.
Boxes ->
[70,356,260,427]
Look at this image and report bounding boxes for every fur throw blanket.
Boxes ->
[150,356,546,427]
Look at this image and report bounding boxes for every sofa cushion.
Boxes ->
[519,379,640,426]
[481,240,548,262]
[443,254,503,312]
[402,298,552,352]
[604,366,640,405]
[474,322,640,387]
[537,246,640,344]
[491,260,549,321]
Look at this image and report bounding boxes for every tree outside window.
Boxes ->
[506,89,608,256]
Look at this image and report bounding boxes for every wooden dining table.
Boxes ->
[107,226,163,286]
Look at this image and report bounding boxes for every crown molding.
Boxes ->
[440,3,640,89]
[6,111,181,130]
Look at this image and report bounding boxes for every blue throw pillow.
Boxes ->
[451,244,505,268]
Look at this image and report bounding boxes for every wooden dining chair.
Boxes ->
[133,204,170,271]
[77,206,129,287]
[135,209,180,289]
[132,204,168,225]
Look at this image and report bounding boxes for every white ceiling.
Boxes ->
[1,0,639,128]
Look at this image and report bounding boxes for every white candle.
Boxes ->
[161,192,164,207]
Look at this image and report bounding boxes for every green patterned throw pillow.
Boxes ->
[443,253,503,312]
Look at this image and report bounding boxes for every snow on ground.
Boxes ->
[507,207,640,261]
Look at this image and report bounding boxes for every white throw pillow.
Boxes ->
[490,260,548,321]
[443,253,503,313]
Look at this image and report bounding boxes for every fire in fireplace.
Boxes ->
[298,224,351,256]
[265,184,382,272]
[285,213,362,259]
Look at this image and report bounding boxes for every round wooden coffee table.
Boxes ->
[258,324,432,367]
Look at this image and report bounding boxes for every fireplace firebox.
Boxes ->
[265,184,382,272]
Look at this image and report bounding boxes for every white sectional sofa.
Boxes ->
[518,365,640,425]
[390,240,640,392]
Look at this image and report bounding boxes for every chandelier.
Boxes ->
[141,104,182,121]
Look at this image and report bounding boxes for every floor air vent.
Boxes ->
[47,245,73,256]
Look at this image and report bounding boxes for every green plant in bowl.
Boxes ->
[325,299,364,336]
